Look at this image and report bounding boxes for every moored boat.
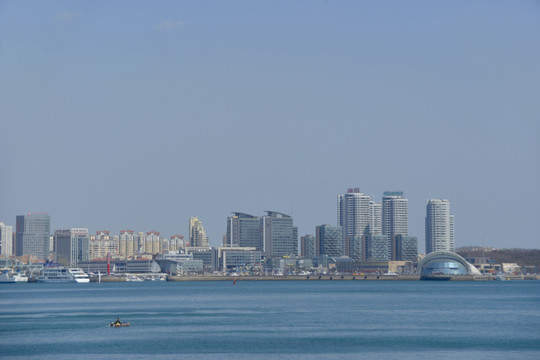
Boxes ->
[420,272,452,281]
[37,267,90,283]
[0,270,28,283]
[126,275,143,282]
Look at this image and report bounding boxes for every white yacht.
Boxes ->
[37,267,90,283]
[0,270,28,283]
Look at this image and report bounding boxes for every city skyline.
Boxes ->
[0,190,527,260]
[0,186,538,255]
[1,1,538,251]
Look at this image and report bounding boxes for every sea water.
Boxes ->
[1,280,539,359]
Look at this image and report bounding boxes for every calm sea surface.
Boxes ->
[1,280,539,359]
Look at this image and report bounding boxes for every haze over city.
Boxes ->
[1,1,539,252]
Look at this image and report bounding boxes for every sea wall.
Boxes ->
[88,274,539,282]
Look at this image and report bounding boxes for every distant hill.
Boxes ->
[456,247,540,268]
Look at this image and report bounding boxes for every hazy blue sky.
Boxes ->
[1,1,539,251]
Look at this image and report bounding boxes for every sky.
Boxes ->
[1,1,539,252]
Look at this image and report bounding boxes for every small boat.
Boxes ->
[126,275,143,282]
[109,322,130,327]
[495,273,506,281]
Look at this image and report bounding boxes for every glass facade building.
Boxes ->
[418,251,482,279]
[421,259,467,276]
[316,225,343,257]
[226,213,261,249]
[394,235,418,261]
[300,234,315,259]
[262,211,297,258]
[55,228,89,267]
[348,235,363,262]
[219,249,262,271]
[364,234,389,262]
[16,213,51,259]
[186,247,216,272]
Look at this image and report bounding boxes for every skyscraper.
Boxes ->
[189,217,209,247]
[15,212,50,259]
[316,225,344,257]
[54,228,89,267]
[225,212,261,249]
[425,199,454,254]
[0,222,13,256]
[382,191,409,259]
[338,188,372,258]
[261,211,297,258]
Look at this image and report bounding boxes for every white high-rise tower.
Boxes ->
[382,192,408,238]
[338,188,372,238]
[338,188,372,259]
[425,199,454,254]
[0,222,13,256]
[382,191,409,260]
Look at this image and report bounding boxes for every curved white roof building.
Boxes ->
[417,251,481,279]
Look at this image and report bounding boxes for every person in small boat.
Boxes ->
[112,317,122,326]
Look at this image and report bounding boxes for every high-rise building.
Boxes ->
[146,231,161,254]
[262,211,297,258]
[189,217,209,247]
[169,234,186,251]
[382,191,409,259]
[338,188,372,258]
[54,228,89,267]
[425,199,454,254]
[119,230,136,257]
[89,230,117,259]
[449,214,455,251]
[0,222,13,256]
[382,192,408,237]
[316,225,343,257]
[370,201,382,235]
[225,212,261,249]
[15,212,50,259]
[300,234,315,259]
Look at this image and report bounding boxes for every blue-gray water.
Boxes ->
[1,280,539,359]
